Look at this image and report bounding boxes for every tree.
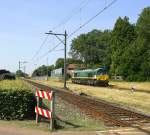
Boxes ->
[125,7,150,81]
[110,16,136,77]
[32,65,54,77]
[16,70,25,77]
[70,29,111,68]
[55,58,64,69]
[47,65,55,76]
[68,7,149,81]
[137,7,150,81]
[55,58,83,69]
[67,58,83,65]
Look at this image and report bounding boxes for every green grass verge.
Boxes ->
[43,97,106,131]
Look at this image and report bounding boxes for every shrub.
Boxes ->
[0,80,36,120]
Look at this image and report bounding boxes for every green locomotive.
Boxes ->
[71,67,109,86]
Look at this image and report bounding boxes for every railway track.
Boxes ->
[25,79,150,127]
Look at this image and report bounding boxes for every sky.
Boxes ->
[0,0,149,74]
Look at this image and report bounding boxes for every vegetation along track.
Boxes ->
[25,79,150,127]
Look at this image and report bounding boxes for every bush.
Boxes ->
[0,80,36,120]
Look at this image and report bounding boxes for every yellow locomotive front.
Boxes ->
[95,68,109,86]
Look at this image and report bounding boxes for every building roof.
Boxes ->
[67,64,79,69]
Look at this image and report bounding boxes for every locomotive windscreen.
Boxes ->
[97,68,107,75]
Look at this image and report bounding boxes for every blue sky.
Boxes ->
[0,0,149,74]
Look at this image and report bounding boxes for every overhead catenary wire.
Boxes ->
[52,0,91,31]
[34,43,61,62]
[30,0,91,62]
[35,0,118,61]
[31,34,49,61]
[68,0,117,38]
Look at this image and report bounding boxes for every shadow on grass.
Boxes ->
[54,117,82,130]
[34,102,83,130]
[38,116,83,130]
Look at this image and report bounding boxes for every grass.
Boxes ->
[0,79,31,91]
[43,96,106,131]
[34,78,150,115]
[0,79,106,131]
[110,81,150,92]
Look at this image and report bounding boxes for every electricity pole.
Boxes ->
[64,31,67,89]
[19,61,21,70]
[18,61,28,74]
[46,57,49,81]
[45,30,67,89]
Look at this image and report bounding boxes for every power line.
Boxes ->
[52,0,91,31]
[68,0,117,38]
[34,0,117,62]
[36,43,61,61]
[30,0,91,62]
[31,35,49,61]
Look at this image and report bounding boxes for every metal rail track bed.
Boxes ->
[25,79,150,127]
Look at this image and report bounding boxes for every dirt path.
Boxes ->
[0,124,150,135]
[0,125,98,135]
[0,125,50,135]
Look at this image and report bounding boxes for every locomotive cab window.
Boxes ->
[97,69,107,75]
[74,73,78,77]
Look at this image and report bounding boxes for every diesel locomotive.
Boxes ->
[71,67,109,86]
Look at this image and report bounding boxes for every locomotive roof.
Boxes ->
[73,67,104,72]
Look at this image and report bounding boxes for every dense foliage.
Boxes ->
[0,69,15,80]
[32,65,54,77]
[32,7,149,81]
[0,80,36,120]
[70,7,150,81]
[16,70,27,77]
[55,58,82,69]
[125,7,150,81]
[70,30,111,68]
[110,16,137,78]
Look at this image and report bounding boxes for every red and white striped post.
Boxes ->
[35,88,55,130]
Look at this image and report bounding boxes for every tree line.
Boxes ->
[32,58,82,77]
[31,7,150,81]
[70,7,150,81]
